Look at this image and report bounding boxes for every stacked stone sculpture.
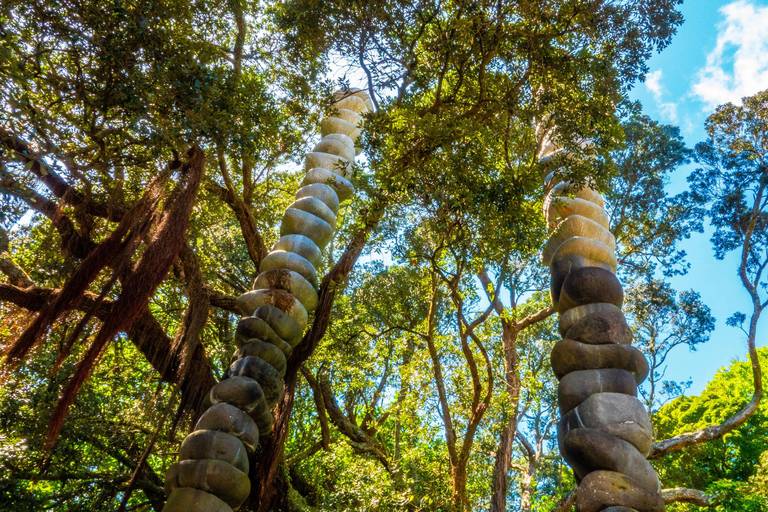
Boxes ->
[540,145,665,512]
[162,88,374,512]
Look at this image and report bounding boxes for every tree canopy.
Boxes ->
[2,1,767,511]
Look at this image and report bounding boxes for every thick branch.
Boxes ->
[0,283,215,412]
[0,126,128,220]
[662,488,717,507]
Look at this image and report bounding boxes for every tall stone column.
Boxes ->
[161,88,373,512]
[540,143,665,512]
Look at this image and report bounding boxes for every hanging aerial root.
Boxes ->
[43,147,205,451]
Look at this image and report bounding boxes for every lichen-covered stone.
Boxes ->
[551,339,648,384]
[164,459,250,509]
[550,254,615,306]
[229,356,285,407]
[281,208,334,249]
[302,168,355,202]
[312,138,354,162]
[259,250,319,289]
[234,316,291,355]
[195,403,259,452]
[210,376,267,417]
[270,235,323,268]
[558,369,637,414]
[288,196,337,229]
[561,428,660,493]
[547,181,605,209]
[295,183,340,215]
[178,430,249,474]
[542,215,616,266]
[163,487,233,512]
[233,340,287,377]
[236,288,308,329]
[558,392,653,457]
[545,196,610,230]
[564,308,634,345]
[575,471,664,512]
[253,305,303,347]
[557,266,623,314]
[559,303,623,336]
[253,269,318,312]
[320,117,361,140]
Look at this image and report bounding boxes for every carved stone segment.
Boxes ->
[575,471,665,512]
[195,403,259,452]
[330,108,363,127]
[253,269,318,312]
[545,196,610,230]
[163,487,233,512]
[548,181,606,209]
[322,132,355,152]
[178,430,249,474]
[234,316,291,355]
[295,183,340,215]
[563,308,634,345]
[270,235,323,268]
[210,376,267,417]
[557,369,637,414]
[302,168,355,202]
[320,117,361,140]
[229,356,285,407]
[551,339,649,384]
[551,254,614,306]
[602,508,639,512]
[551,236,617,272]
[542,215,616,266]
[164,459,250,509]
[557,266,624,314]
[313,138,354,162]
[233,340,287,377]
[333,94,367,113]
[334,87,374,113]
[253,305,303,346]
[281,208,334,249]
[560,428,660,493]
[236,288,308,329]
[260,249,319,289]
[304,151,350,178]
[288,196,337,229]
[559,303,624,336]
[558,393,653,457]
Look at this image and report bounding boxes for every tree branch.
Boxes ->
[662,487,717,507]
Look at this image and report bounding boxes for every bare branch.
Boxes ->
[662,487,717,507]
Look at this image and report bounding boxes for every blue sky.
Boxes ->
[630,0,768,395]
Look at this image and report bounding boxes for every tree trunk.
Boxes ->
[489,320,521,512]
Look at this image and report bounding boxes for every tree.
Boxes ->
[653,348,768,511]
[625,280,715,413]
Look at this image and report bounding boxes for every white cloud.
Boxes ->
[646,70,664,97]
[692,1,768,108]
[644,69,679,122]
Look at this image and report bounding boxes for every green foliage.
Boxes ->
[653,348,768,502]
